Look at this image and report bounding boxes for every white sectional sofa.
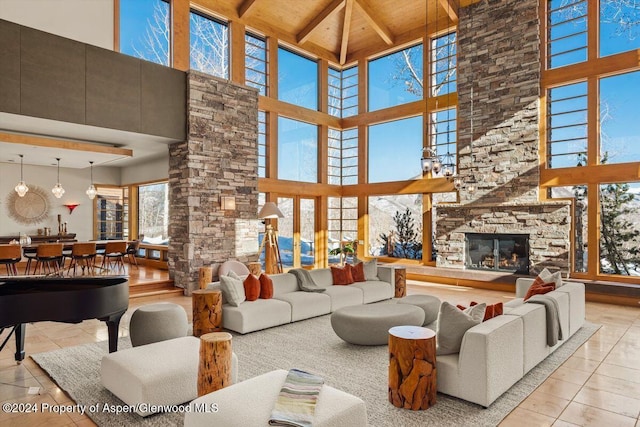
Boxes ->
[436,278,585,407]
[207,265,395,334]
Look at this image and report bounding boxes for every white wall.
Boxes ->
[0,162,119,241]
[0,0,114,49]
[120,155,169,185]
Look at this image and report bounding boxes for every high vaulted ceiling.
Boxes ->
[196,0,479,65]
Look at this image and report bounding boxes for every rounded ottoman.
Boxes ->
[397,295,441,326]
[129,303,189,347]
[331,304,425,345]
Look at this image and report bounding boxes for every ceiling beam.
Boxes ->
[340,0,354,65]
[297,0,346,44]
[438,0,459,23]
[0,132,133,157]
[237,0,259,18]
[354,0,394,45]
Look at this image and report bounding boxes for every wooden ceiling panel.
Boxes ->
[305,5,345,53]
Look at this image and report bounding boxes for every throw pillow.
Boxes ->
[436,301,486,355]
[524,282,555,301]
[534,268,563,288]
[331,265,354,285]
[462,301,503,321]
[220,274,246,307]
[243,274,260,301]
[363,259,378,281]
[350,262,366,282]
[259,273,274,299]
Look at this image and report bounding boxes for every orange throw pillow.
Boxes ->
[524,282,555,301]
[349,262,366,282]
[243,274,260,301]
[331,266,354,285]
[259,273,274,299]
[457,301,504,321]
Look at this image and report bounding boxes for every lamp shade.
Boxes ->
[258,202,284,219]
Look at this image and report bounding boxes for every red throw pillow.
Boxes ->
[349,262,366,282]
[524,282,555,301]
[259,273,274,299]
[457,301,503,321]
[331,266,353,285]
[243,274,260,301]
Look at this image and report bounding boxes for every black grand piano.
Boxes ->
[0,276,129,362]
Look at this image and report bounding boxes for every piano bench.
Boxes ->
[100,336,238,417]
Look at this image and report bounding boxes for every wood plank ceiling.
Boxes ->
[194,0,479,65]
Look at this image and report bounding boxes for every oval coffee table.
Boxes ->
[330,303,425,345]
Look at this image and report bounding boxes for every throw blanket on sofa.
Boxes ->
[288,269,325,292]
[526,295,564,346]
[268,368,324,427]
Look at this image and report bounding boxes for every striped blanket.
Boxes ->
[268,369,324,427]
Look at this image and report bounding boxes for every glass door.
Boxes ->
[276,196,316,269]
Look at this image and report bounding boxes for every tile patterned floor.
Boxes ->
[0,280,638,426]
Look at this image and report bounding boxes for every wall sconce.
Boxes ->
[221,195,236,211]
[63,203,80,214]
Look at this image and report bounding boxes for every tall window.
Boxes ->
[329,67,359,118]
[138,182,169,241]
[368,117,422,183]
[278,48,318,110]
[258,111,267,178]
[430,108,457,177]
[368,44,423,111]
[328,128,358,185]
[549,186,588,273]
[119,0,170,66]
[600,0,640,57]
[600,71,640,164]
[328,68,341,118]
[95,187,128,240]
[368,194,422,260]
[547,82,588,168]
[245,32,267,95]
[277,117,318,183]
[547,0,587,68]
[190,11,229,78]
[328,197,357,264]
[431,32,457,96]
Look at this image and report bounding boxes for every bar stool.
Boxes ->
[31,243,64,275]
[0,244,21,275]
[100,241,127,272]
[65,242,97,276]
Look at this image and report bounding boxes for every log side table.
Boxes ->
[394,267,407,298]
[192,289,222,337]
[388,325,436,410]
[198,266,213,289]
[197,332,232,396]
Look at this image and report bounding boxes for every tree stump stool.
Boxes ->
[388,325,436,410]
[394,267,407,298]
[198,266,213,290]
[192,289,222,337]
[198,332,233,396]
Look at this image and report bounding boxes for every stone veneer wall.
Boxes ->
[168,71,259,293]
[436,0,572,274]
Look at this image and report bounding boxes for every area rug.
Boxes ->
[32,317,599,427]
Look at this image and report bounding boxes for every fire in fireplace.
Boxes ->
[465,233,529,274]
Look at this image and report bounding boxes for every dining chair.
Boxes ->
[125,240,140,268]
[31,243,64,275]
[65,242,97,276]
[0,244,22,275]
[100,241,128,272]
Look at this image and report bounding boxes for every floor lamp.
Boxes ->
[257,202,285,274]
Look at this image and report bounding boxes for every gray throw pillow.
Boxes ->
[220,274,246,307]
[436,302,486,355]
[363,259,378,281]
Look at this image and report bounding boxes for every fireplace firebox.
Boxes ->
[465,233,529,274]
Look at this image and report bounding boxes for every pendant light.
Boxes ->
[14,154,29,197]
[51,158,65,198]
[86,161,97,200]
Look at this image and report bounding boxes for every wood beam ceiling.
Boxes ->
[297,0,346,44]
[340,0,354,65]
[353,0,394,46]
[237,0,259,18]
[438,0,459,23]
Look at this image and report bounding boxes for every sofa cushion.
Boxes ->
[243,275,260,301]
[308,268,334,288]
[322,286,364,312]
[349,262,366,282]
[351,280,393,304]
[436,302,486,355]
[274,291,331,322]
[220,275,246,307]
[363,259,378,281]
[271,273,299,296]
[331,265,354,285]
[222,299,292,334]
[259,273,274,299]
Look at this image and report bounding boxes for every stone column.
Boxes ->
[169,71,259,294]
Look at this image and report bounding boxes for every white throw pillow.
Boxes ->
[363,259,378,281]
[436,302,486,355]
[537,268,563,288]
[220,274,246,307]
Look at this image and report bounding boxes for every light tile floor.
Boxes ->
[0,281,638,426]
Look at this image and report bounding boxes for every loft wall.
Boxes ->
[120,155,169,185]
[0,19,186,141]
[0,0,114,49]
